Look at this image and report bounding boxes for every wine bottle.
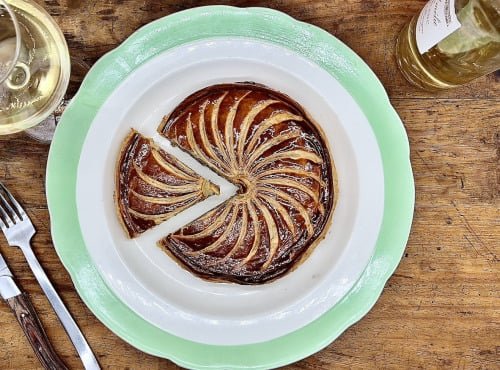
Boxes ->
[396,0,499,90]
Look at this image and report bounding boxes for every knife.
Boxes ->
[0,251,68,370]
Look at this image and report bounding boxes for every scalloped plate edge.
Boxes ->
[46,6,414,369]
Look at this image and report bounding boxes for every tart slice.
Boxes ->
[116,129,220,238]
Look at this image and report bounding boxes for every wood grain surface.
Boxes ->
[0,1,498,369]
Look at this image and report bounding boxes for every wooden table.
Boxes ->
[1,1,498,369]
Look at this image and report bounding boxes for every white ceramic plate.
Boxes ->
[76,37,384,345]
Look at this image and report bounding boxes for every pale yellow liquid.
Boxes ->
[0,0,69,134]
[396,0,500,90]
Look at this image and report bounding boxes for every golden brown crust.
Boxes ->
[157,83,337,284]
[115,129,219,238]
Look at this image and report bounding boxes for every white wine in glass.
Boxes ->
[0,0,70,135]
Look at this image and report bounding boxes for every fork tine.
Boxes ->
[0,200,14,227]
[0,216,6,232]
[0,182,25,221]
[0,188,20,223]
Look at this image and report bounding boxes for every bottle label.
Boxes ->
[416,0,461,53]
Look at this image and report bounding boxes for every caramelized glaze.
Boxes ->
[116,130,219,238]
[157,83,336,284]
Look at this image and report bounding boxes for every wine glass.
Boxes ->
[24,56,90,143]
[0,0,20,85]
[0,0,70,137]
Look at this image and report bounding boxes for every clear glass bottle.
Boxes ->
[396,0,500,90]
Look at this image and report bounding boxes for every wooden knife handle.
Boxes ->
[6,293,68,370]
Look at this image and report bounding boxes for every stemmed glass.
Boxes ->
[0,0,71,139]
[0,0,20,85]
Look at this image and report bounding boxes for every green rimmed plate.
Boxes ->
[46,6,414,369]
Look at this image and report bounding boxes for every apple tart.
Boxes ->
[157,83,336,284]
[116,129,219,238]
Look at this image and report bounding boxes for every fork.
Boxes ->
[0,182,100,370]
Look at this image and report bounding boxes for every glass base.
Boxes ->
[23,58,90,144]
[24,113,57,144]
[24,98,68,144]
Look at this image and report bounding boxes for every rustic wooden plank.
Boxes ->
[34,0,500,99]
[1,96,497,369]
[1,1,498,369]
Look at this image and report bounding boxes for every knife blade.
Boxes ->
[0,251,21,299]
[0,250,68,369]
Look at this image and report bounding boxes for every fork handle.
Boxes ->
[7,293,68,370]
[20,245,101,370]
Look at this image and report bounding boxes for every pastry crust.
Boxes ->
[115,129,219,238]
[157,83,337,284]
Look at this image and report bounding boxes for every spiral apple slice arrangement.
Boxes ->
[116,83,337,285]
[115,129,222,238]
